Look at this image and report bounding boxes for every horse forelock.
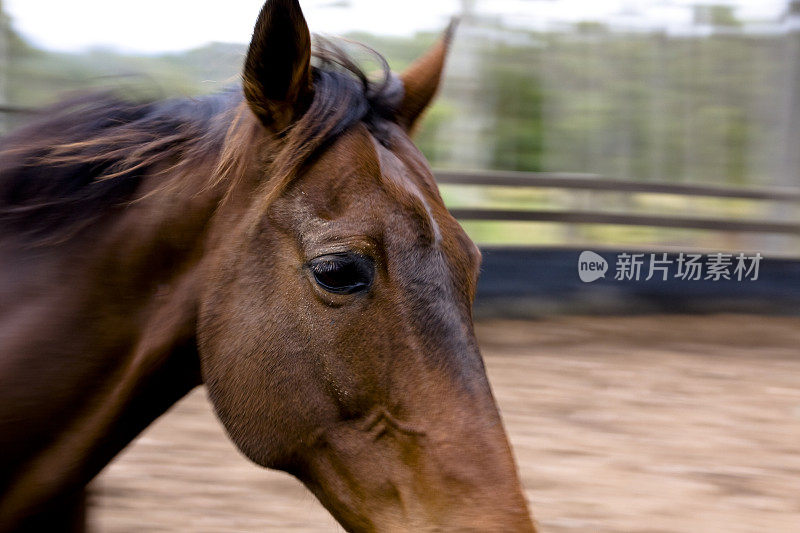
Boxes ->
[257,38,405,206]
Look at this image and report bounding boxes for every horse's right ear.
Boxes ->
[243,0,313,131]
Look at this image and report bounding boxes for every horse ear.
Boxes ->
[397,19,458,133]
[243,0,313,131]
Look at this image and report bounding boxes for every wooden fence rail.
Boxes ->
[435,169,800,236]
[435,169,800,202]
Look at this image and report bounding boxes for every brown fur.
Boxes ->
[0,1,535,531]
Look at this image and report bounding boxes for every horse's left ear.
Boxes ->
[397,19,458,133]
[243,0,313,131]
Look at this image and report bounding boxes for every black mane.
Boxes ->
[0,39,401,243]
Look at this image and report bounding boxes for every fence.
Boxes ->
[436,169,800,238]
[434,169,800,315]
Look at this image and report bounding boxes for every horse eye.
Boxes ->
[308,253,374,295]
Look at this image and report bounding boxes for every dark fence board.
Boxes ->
[475,247,800,316]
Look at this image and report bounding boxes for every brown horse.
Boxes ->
[0,0,535,531]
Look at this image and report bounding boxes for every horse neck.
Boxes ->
[0,132,241,528]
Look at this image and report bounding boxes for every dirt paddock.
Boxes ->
[88,315,800,532]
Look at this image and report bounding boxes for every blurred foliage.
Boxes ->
[451,27,791,188]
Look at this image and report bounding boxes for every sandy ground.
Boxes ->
[88,315,800,532]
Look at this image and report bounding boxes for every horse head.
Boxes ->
[197,1,535,530]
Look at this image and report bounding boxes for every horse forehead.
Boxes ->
[370,134,483,280]
[370,136,442,245]
[318,125,384,180]
[296,125,441,236]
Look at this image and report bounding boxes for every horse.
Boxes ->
[0,0,535,530]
